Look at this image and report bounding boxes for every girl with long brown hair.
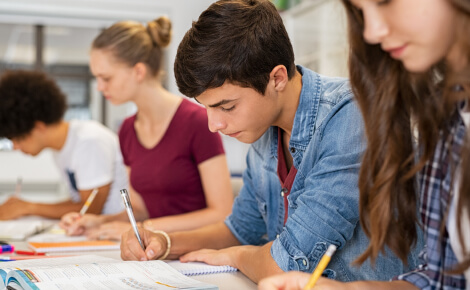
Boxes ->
[259,0,470,289]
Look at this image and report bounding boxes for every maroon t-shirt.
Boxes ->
[119,99,225,218]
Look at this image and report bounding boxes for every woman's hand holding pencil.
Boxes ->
[258,244,338,290]
[59,213,105,236]
[303,245,336,289]
[59,188,103,236]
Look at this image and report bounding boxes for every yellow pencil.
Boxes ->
[79,188,99,215]
[303,244,337,290]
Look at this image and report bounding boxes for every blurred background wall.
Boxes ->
[0,0,347,198]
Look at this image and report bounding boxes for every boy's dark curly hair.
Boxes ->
[0,70,67,139]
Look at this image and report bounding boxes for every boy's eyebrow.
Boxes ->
[207,99,234,108]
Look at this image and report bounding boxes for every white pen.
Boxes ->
[120,189,145,250]
[79,188,99,216]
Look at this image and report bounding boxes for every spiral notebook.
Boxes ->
[167,261,237,276]
[28,240,120,253]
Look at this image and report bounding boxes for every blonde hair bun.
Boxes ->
[147,16,172,48]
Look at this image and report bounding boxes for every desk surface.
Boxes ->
[7,241,257,290]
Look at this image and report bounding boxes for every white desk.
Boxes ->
[6,241,257,290]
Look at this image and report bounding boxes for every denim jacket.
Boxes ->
[225,65,422,281]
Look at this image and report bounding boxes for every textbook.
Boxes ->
[167,261,237,276]
[0,255,218,290]
[28,240,120,253]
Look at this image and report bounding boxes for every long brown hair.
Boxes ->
[341,0,470,272]
[92,16,172,76]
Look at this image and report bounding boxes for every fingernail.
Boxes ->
[140,257,146,261]
[147,250,154,258]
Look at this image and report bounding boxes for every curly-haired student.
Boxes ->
[0,70,126,220]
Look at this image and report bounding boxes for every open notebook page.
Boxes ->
[0,255,218,290]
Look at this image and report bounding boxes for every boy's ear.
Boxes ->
[133,62,148,82]
[34,121,47,132]
[269,65,289,92]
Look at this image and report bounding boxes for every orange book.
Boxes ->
[28,240,119,253]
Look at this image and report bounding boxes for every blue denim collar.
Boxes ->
[269,65,320,158]
[290,65,320,149]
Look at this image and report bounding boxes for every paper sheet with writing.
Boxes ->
[27,225,87,243]
[0,255,218,290]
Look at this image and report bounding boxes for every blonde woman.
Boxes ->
[61,17,233,240]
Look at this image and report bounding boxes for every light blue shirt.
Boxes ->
[225,66,422,281]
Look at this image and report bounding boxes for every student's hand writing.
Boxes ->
[0,197,29,220]
[121,227,168,261]
[180,247,239,268]
[59,213,104,236]
[59,212,80,232]
[259,274,354,290]
[258,271,309,290]
[86,221,131,240]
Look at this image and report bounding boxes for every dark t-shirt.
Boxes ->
[119,99,225,218]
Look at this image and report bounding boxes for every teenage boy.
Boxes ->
[0,70,126,220]
[120,0,421,283]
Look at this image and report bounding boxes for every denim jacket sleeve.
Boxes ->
[225,145,272,246]
[271,96,365,272]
